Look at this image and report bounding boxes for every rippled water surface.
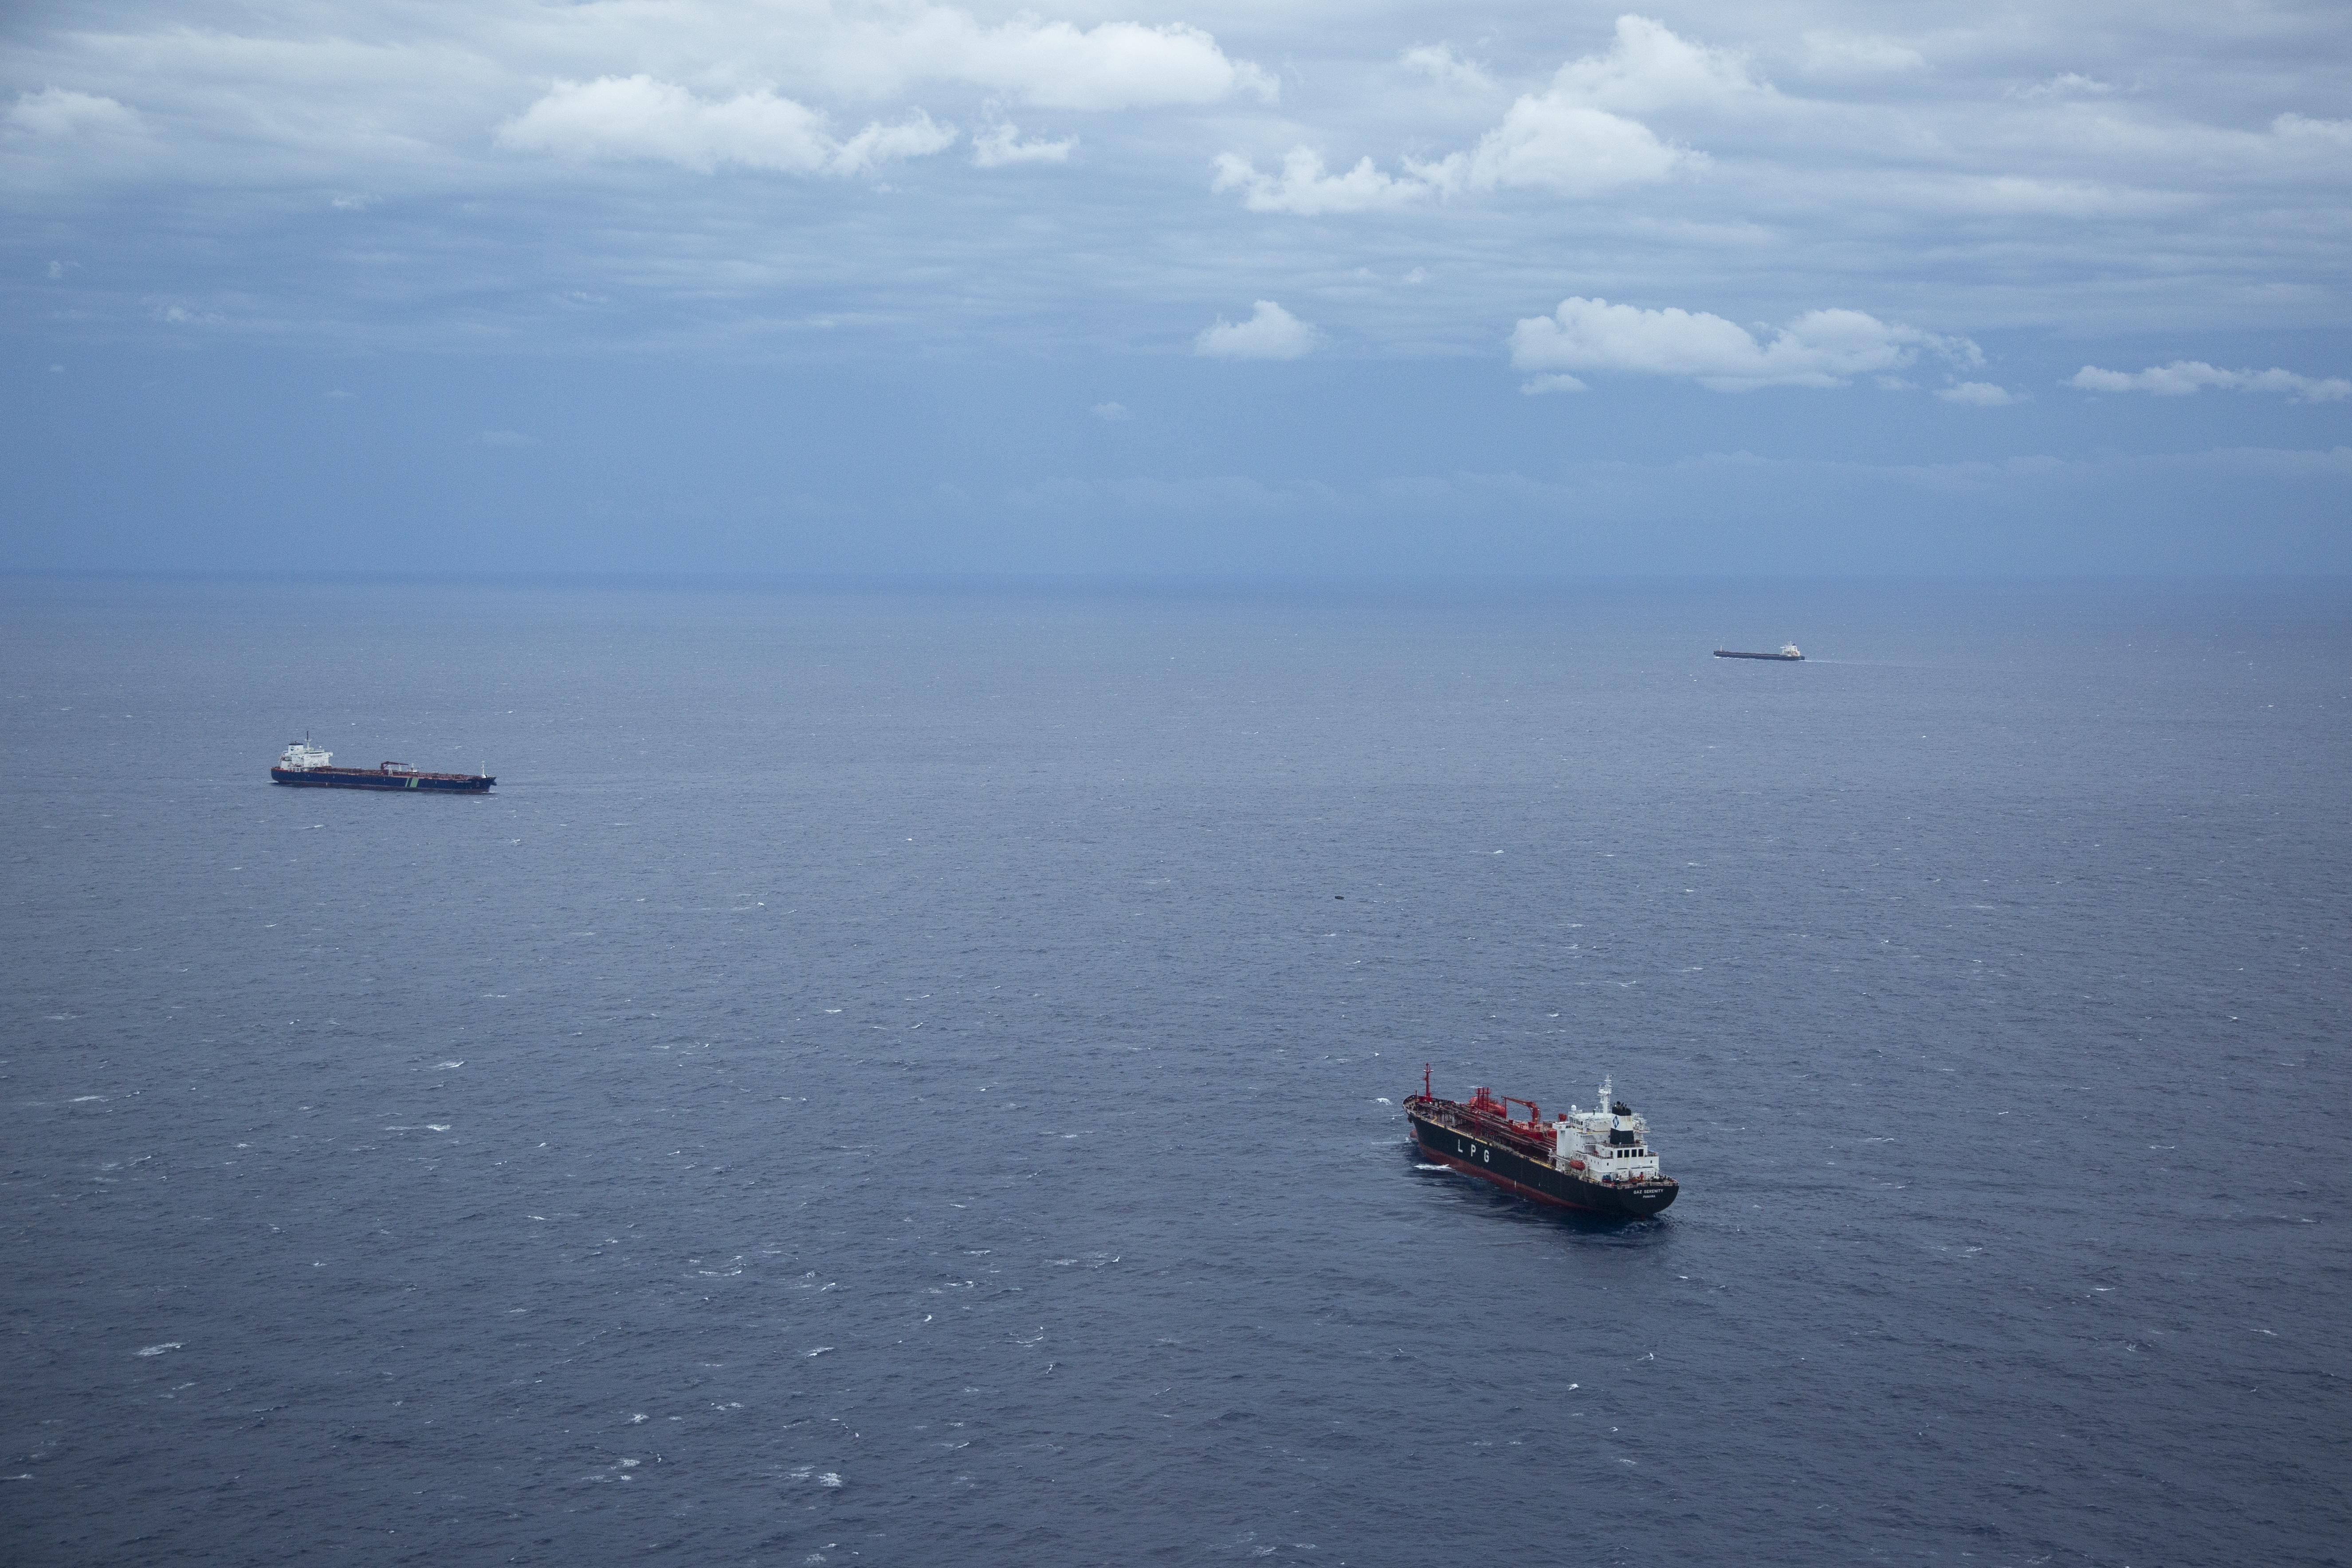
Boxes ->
[4,578,2346,1567]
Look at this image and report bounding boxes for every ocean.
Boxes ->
[4,576,2345,1567]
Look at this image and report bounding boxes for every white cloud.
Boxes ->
[2272,113,2352,145]
[1938,381,2021,406]
[1512,297,1980,392]
[1210,148,1429,214]
[507,7,1274,112]
[2011,73,2120,99]
[1090,401,1131,421]
[1214,17,1722,214]
[1794,32,1925,79]
[1195,301,1315,360]
[1411,96,1696,198]
[1401,44,1496,95]
[498,77,954,177]
[6,87,143,138]
[2068,362,2350,401]
[884,16,1276,110]
[1547,15,1768,114]
[970,118,1073,168]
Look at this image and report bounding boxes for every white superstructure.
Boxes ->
[277,739,334,771]
[1780,643,1803,658]
[1550,1075,1663,1182]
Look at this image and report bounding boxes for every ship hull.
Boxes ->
[271,768,493,793]
[1713,649,1802,661]
[1409,1108,1677,1218]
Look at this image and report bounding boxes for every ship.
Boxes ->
[270,738,495,794]
[1406,1069,1678,1218]
[1714,643,1803,661]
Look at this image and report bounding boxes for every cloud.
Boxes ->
[1195,301,1315,360]
[1090,401,1131,421]
[1547,15,1768,114]
[1411,96,1696,199]
[931,17,1276,110]
[970,118,1073,168]
[498,77,954,177]
[1213,16,1723,214]
[2273,113,2352,145]
[1794,32,1926,78]
[1401,44,1496,95]
[1938,381,2021,405]
[6,87,142,138]
[1512,297,1980,392]
[508,7,1276,113]
[2067,362,2350,401]
[1211,148,1429,214]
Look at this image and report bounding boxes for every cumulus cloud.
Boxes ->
[6,87,143,138]
[498,77,954,177]
[1547,15,1767,114]
[1213,16,1723,215]
[1410,95,1696,198]
[538,7,1274,111]
[1090,401,1132,420]
[887,15,1276,110]
[1938,381,2022,405]
[1401,44,1496,95]
[1211,148,1429,214]
[970,118,1073,168]
[1512,297,1980,392]
[1195,301,1315,360]
[2067,362,2349,401]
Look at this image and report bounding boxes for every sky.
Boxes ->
[4,0,2349,577]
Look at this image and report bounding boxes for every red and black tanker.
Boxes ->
[1406,1068,1678,1218]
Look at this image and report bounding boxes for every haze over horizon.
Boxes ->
[6,0,2349,578]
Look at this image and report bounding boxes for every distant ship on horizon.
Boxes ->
[1714,643,1804,661]
[270,737,495,793]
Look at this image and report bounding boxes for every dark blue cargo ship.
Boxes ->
[270,739,494,794]
[1406,1070,1678,1218]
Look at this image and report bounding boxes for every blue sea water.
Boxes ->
[3,576,2346,1568]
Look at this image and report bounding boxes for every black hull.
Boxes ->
[1713,649,1802,661]
[1409,1108,1677,1218]
[271,769,493,794]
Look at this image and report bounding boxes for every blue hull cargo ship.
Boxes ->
[1406,1070,1678,1218]
[269,738,494,794]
